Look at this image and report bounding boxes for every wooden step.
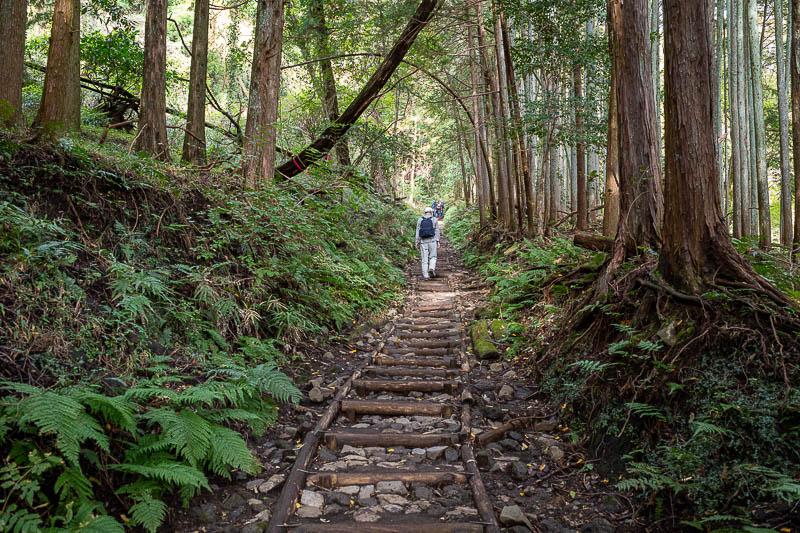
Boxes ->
[289,523,484,533]
[396,321,461,330]
[324,431,459,450]
[373,355,456,368]
[363,366,461,378]
[383,347,451,356]
[410,310,455,318]
[386,339,457,349]
[340,399,454,420]
[396,330,461,339]
[307,469,468,489]
[353,379,459,395]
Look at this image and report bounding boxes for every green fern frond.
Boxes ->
[625,402,667,422]
[141,408,213,466]
[128,496,167,533]
[71,389,137,433]
[691,420,733,438]
[207,425,259,477]
[54,467,93,501]
[569,360,617,374]
[110,459,210,491]
[0,504,42,533]
[246,364,301,404]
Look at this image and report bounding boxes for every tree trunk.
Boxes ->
[32,0,81,138]
[603,16,621,237]
[134,0,169,160]
[650,0,662,160]
[493,6,516,231]
[274,0,441,179]
[243,0,284,186]
[0,0,28,128]
[609,0,663,257]
[575,64,587,231]
[777,0,793,247]
[746,0,770,248]
[660,0,786,303]
[792,0,800,258]
[182,0,209,165]
[468,21,488,226]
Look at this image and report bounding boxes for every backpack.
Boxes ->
[419,217,436,239]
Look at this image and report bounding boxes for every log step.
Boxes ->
[353,379,460,394]
[396,330,461,339]
[373,355,456,368]
[387,339,457,349]
[307,469,468,489]
[340,399,454,420]
[396,321,461,330]
[384,347,451,356]
[363,366,461,378]
[289,523,484,533]
[324,431,460,450]
[410,311,455,318]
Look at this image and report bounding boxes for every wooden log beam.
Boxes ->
[573,230,614,252]
[409,311,454,319]
[306,469,468,489]
[373,355,457,368]
[395,321,462,330]
[288,523,484,533]
[396,330,461,339]
[353,379,459,394]
[461,403,501,533]
[475,416,558,447]
[383,347,451,356]
[324,431,459,450]
[340,399,454,420]
[363,366,461,378]
[388,339,458,349]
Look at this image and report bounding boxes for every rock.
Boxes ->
[445,447,460,462]
[442,484,470,504]
[324,503,345,515]
[499,438,520,451]
[318,447,337,461]
[498,384,515,402]
[190,503,216,523]
[510,461,528,481]
[580,518,615,533]
[300,489,324,508]
[309,386,325,403]
[499,505,534,529]
[489,319,508,338]
[245,479,264,491]
[323,351,334,360]
[222,492,246,510]
[378,494,410,506]
[540,518,572,533]
[329,492,352,506]
[507,527,532,533]
[296,506,322,518]
[248,498,266,513]
[353,509,380,522]
[252,509,271,523]
[502,370,517,379]
[548,445,565,461]
[376,480,408,495]
[382,504,404,513]
[413,485,433,500]
[426,503,446,517]
[358,485,375,503]
[657,321,678,347]
[476,451,492,468]
[241,523,267,533]
[341,444,365,456]
[471,320,500,360]
[337,485,360,495]
[258,474,286,494]
[426,445,449,460]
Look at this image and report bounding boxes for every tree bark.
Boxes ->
[468,21,489,226]
[243,0,284,186]
[0,0,28,128]
[777,0,793,247]
[603,16,621,237]
[575,64,587,231]
[32,0,81,138]
[660,0,786,303]
[493,5,516,231]
[609,0,663,257]
[133,0,169,160]
[274,0,441,179]
[792,0,800,258]
[182,0,209,165]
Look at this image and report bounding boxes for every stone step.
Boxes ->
[363,366,462,378]
[289,522,484,533]
[324,431,460,450]
[306,468,468,489]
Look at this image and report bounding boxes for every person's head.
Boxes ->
[424,206,433,216]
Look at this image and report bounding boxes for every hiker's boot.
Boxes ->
[430,270,437,279]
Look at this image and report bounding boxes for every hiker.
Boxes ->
[415,206,441,280]
[433,200,445,219]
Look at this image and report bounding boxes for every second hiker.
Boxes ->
[415,206,440,280]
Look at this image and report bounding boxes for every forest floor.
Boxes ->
[168,228,638,533]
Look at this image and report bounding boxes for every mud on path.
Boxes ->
[170,231,638,533]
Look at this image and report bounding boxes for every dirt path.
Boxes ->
[170,231,637,533]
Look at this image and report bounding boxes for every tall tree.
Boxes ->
[243,0,285,186]
[776,0,793,247]
[660,0,786,303]
[792,0,800,258]
[182,0,210,165]
[609,0,663,258]
[0,0,28,127]
[134,0,170,160]
[746,0,769,248]
[575,64,587,231]
[32,0,81,137]
[468,21,489,227]
[603,13,621,237]
[274,0,442,178]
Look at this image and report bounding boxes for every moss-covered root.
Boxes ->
[489,319,507,339]
[471,319,499,360]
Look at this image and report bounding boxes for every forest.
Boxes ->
[0,0,798,531]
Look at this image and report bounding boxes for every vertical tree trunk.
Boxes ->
[493,7,517,231]
[650,0,662,160]
[548,141,559,229]
[243,0,284,186]
[134,0,169,160]
[660,0,786,303]
[575,64,587,230]
[746,0,770,248]
[604,16,621,237]
[64,0,81,131]
[182,0,209,165]
[777,0,793,247]
[610,0,664,257]
[468,21,488,226]
[0,0,28,127]
[32,0,81,138]
[792,0,800,258]
[476,2,509,228]
[729,0,742,236]
[713,0,724,208]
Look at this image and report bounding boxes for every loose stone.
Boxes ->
[300,489,324,508]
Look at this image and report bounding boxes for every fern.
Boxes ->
[0,504,42,533]
[570,360,617,374]
[128,495,168,533]
[691,420,733,438]
[111,457,210,491]
[207,425,259,477]
[626,402,667,422]
[141,408,214,466]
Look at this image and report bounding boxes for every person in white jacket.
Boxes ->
[415,206,441,280]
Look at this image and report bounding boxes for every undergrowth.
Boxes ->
[448,203,800,532]
[0,132,416,530]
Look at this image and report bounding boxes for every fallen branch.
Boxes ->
[476,414,558,447]
[573,231,614,252]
